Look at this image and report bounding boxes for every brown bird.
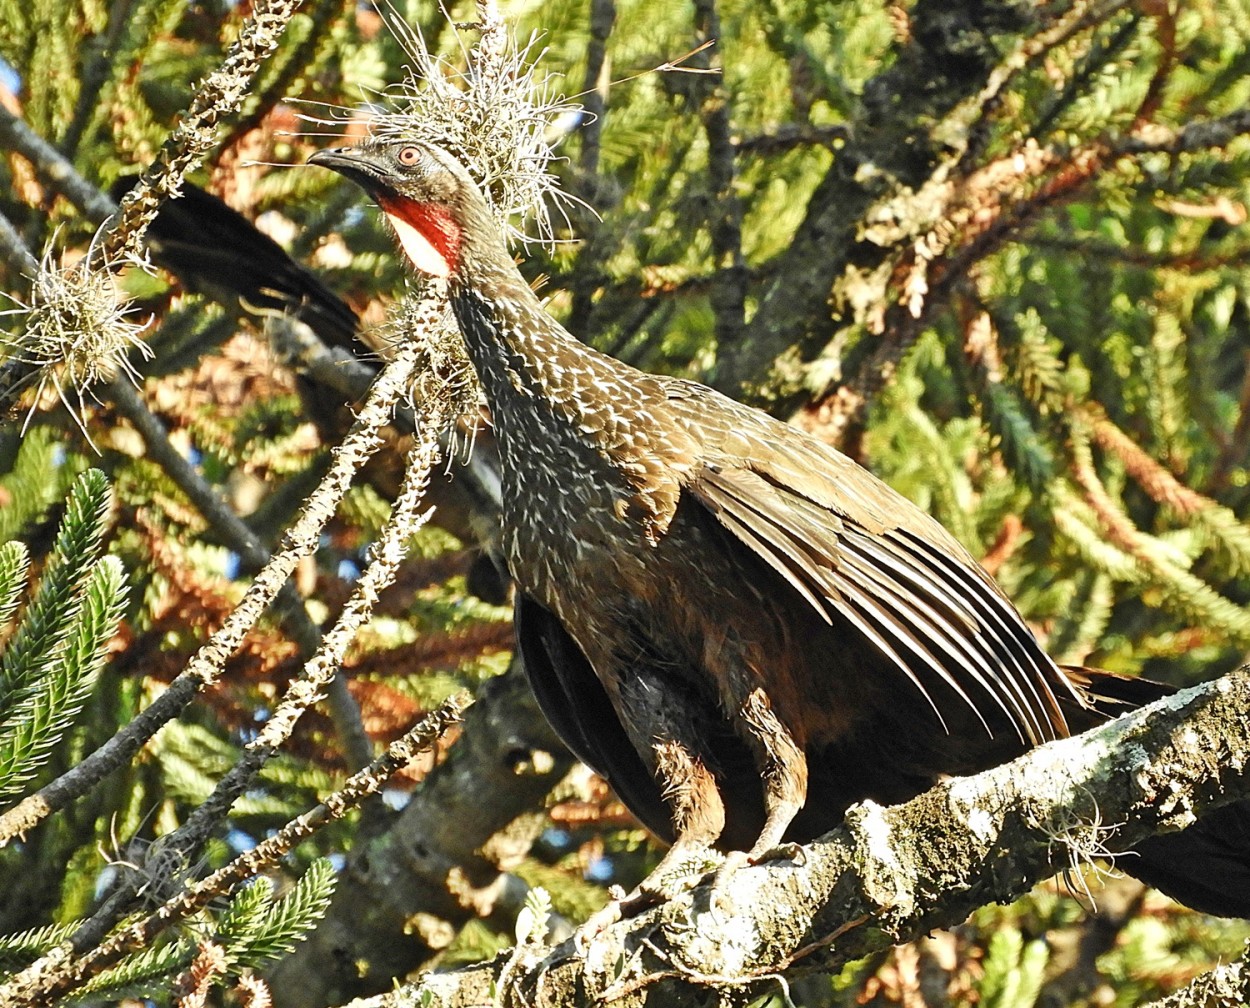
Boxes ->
[310,139,1250,918]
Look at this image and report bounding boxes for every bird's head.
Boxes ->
[309,139,492,280]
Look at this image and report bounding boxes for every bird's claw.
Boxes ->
[574,876,676,950]
[711,849,749,890]
[753,840,805,866]
[577,898,624,947]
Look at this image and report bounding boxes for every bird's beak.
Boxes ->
[310,144,460,279]
[308,146,393,196]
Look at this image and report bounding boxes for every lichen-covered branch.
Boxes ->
[265,659,575,1008]
[712,0,1097,402]
[0,695,467,1008]
[100,0,307,265]
[1140,942,1250,1008]
[108,373,374,770]
[345,665,1250,1008]
[0,341,422,849]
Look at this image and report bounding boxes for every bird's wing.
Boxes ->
[515,594,675,841]
[663,381,1078,744]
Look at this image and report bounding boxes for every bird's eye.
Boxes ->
[397,146,420,166]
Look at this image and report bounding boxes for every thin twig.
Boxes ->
[1029,11,1140,143]
[0,106,376,766]
[954,0,1132,176]
[100,0,308,266]
[0,213,45,410]
[1116,106,1250,156]
[734,124,849,155]
[220,0,351,161]
[253,431,445,753]
[108,363,374,771]
[0,694,468,1008]
[0,341,423,847]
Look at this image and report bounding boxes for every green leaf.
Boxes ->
[0,541,30,631]
[979,926,1048,1008]
[71,937,192,1001]
[220,859,337,967]
[0,426,77,545]
[0,920,76,970]
[0,468,112,706]
[0,554,128,800]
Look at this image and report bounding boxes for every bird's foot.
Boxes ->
[710,849,750,892]
[643,842,721,903]
[577,845,719,945]
[708,841,805,912]
[578,888,626,943]
[752,839,806,866]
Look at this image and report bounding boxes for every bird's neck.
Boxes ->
[448,233,693,542]
[448,250,633,425]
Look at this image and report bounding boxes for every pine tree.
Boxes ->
[0,0,1248,1005]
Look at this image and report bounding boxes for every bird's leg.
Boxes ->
[580,735,723,939]
[647,737,726,880]
[584,677,727,935]
[616,732,725,914]
[722,687,807,878]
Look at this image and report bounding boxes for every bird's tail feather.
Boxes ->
[1130,802,1250,918]
[1061,665,1250,918]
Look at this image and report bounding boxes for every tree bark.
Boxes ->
[338,665,1250,1008]
[267,661,575,1007]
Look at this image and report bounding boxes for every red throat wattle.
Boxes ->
[378,195,462,278]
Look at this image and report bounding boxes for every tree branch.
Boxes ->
[108,374,374,771]
[0,342,421,847]
[1140,942,1250,1008]
[0,695,468,1008]
[689,0,747,355]
[711,0,1110,402]
[0,104,117,224]
[266,659,576,1007]
[344,665,1250,1008]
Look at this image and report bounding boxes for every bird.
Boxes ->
[309,138,1250,918]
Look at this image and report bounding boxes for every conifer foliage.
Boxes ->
[0,0,1248,1005]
